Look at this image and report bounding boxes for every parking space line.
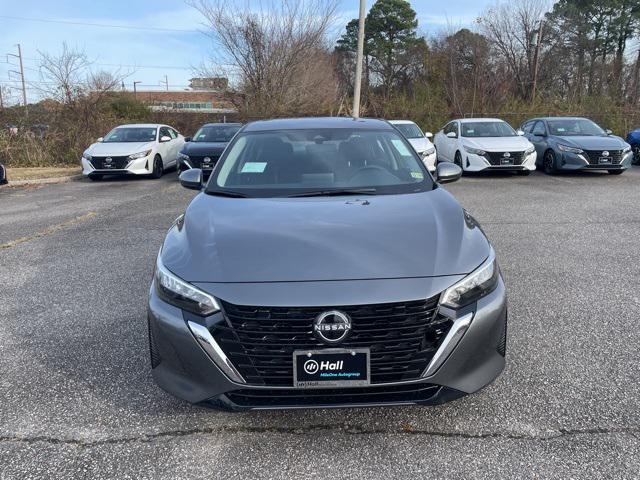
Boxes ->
[0,212,97,250]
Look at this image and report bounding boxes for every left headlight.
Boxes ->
[440,249,500,309]
[155,251,220,316]
[128,149,152,160]
[424,146,436,156]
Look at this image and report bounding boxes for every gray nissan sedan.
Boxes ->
[148,117,507,410]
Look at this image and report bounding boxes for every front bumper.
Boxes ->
[148,276,507,410]
[463,151,537,172]
[555,150,633,171]
[81,156,153,176]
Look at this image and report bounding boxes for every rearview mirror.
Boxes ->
[436,162,462,184]
[179,169,203,190]
[425,132,433,138]
[160,135,172,143]
[446,131,457,139]
[516,130,525,136]
[97,137,104,142]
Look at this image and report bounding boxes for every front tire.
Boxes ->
[454,151,463,171]
[632,145,640,165]
[543,150,557,175]
[151,155,163,179]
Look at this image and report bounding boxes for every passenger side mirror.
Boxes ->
[436,162,462,184]
[516,130,525,136]
[425,132,433,139]
[160,135,172,143]
[446,131,457,139]
[184,137,192,142]
[605,129,613,135]
[179,169,203,190]
[96,137,104,143]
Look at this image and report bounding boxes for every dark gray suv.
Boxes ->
[148,117,507,410]
[521,117,633,175]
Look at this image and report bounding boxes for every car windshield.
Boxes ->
[547,119,606,136]
[103,127,157,143]
[207,128,433,198]
[193,125,241,142]
[461,122,516,137]
[393,122,424,139]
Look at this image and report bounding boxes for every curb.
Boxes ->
[5,174,84,187]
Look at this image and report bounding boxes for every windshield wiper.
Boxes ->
[208,190,249,198]
[287,188,378,198]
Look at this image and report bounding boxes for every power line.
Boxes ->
[0,15,200,33]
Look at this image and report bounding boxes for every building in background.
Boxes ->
[189,77,228,91]
[134,90,236,114]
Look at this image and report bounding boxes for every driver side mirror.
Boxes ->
[605,129,613,135]
[516,130,525,136]
[425,132,433,139]
[160,135,172,143]
[96,137,103,143]
[436,162,462,184]
[179,169,203,190]
[446,131,457,139]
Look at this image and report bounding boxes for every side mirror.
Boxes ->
[516,130,525,136]
[160,135,172,143]
[446,131,457,139]
[179,169,203,190]
[436,162,462,184]
[605,129,613,135]
[425,132,433,139]
[97,137,104,142]
[184,137,192,142]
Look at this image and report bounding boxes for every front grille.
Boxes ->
[484,151,525,166]
[211,297,450,387]
[223,383,441,408]
[189,155,220,169]
[90,156,129,169]
[583,150,622,165]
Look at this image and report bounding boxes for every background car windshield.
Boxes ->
[394,123,424,139]
[103,127,157,143]
[461,122,516,137]
[547,119,605,136]
[193,125,241,142]
[209,128,432,197]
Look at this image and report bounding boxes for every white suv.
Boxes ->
[388,120,437,172]
[434,118,536,174]
[81,123,185,181]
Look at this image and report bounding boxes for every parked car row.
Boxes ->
[81,116,637,182]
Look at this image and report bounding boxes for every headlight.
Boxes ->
[424,146,436,156]
[128,149,152,160]
[155,251,220,316]
[82,152,92,161]
[557,144,583,154]
[525,146,535,155]
[178,152,190,160]
[622,145,631,154]
[440,250,500,309]
[465,146,486,156]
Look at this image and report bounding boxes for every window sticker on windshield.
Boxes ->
[241,162,267,173]
[411,171,423,180]
[391,139,411,155]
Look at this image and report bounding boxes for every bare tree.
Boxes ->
[191,0,340,117]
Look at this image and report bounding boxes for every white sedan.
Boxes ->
[81,123,185,181]
[388,120,437,172]
[434,118,536,174]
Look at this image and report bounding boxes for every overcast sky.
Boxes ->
[0,0,487,104]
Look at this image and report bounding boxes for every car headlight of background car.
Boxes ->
[440,250,500,309]
[178,152,190,161]
[424,146,436,156]
[557,144,583,154]
[622,145,631,154]
[464,146,486,156]
[155,252,220,316]
[128,149,152,160]
[524,146,535,156]
[82,152,92,161]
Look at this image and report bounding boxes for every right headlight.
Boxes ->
[82,152,92,161]
[557,144,583,154]
[525,146,535,155]
[155,250,220,316]
[440,249,500,309]
[424,146,436,156]
[178,152,190,161]
[464,146,486,156]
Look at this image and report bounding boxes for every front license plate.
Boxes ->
[293,348,370,388]
[500,158,513,165]
[598,157,612,164]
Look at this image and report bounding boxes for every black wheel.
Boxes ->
[608,169,624,175]
[632,145,640,165]
[89,174,103,181]
[151,155,164,179]
[543,150,557,175]
[516,170,531,176]
[454,151,463,170]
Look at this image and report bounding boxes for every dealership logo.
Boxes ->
[503,152,511,158]
[303,359,319,375]
[105,157,112,164]
[203,157,211,163]
[313,310,351,344]
[602,151,609,157]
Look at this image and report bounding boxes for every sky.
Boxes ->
[0,0,489,104]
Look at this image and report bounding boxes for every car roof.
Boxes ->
[388,119,417,125]
[116,123,165,128]
[243,117,394,132]
[534,117,590,121]
[456,118,505,123]
[202,123,243,127]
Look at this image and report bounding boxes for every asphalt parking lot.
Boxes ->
[1,168,640,479]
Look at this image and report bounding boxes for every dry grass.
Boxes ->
[7,167,81,181]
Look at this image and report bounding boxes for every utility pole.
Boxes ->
[133,81,141,98]
[160,75,169,92]
[352,0,366,118]
[7,44,27,115]
[0,86,4,109]
[531,20,544,103]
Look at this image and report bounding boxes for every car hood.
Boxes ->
[552,135,628,149]
[407,137,433,154]
[161,189,491,283]
[88,141,155,156]
[182,141,228,156]
[462,136,532,151]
